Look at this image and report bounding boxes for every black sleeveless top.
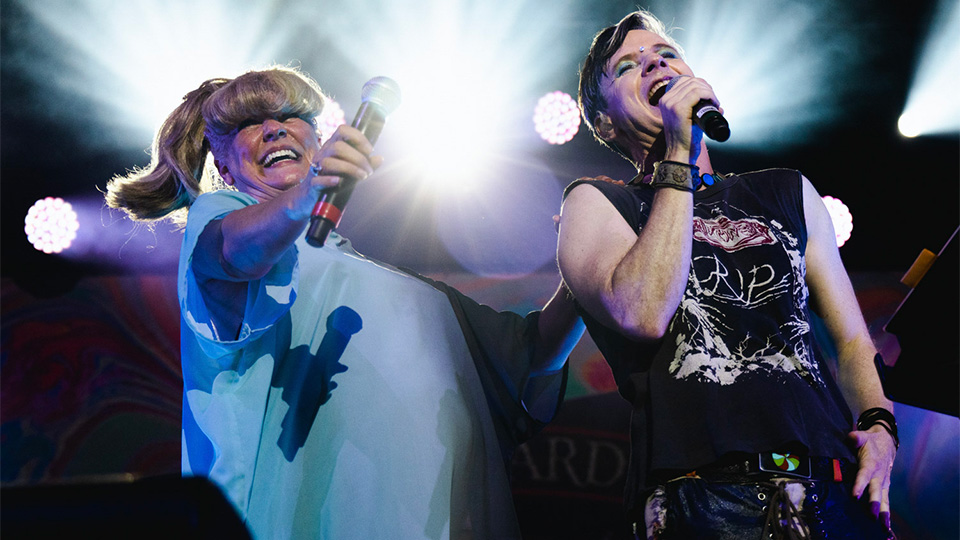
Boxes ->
[564,169,856,507]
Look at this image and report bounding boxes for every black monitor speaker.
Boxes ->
[1,475,251,539]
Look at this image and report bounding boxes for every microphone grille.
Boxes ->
[361,76,401,114]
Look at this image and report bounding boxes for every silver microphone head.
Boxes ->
[360,76,401,114]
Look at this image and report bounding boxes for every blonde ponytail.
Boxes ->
[105,78,228,223]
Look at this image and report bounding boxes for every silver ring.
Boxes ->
[310,164,322,176]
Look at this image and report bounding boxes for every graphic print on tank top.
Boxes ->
[667,200,823,387]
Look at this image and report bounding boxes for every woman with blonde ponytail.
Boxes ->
[108,66,583,539]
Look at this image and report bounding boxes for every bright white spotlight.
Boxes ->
[897,113,922,138]
[899,0,960,137]
[388,56,506,191]
[328,1,578,190]
[821,195,853,247]
[24,197,80,254]
[533,91,581,145]
[317,99,346,144]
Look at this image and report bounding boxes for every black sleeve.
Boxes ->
[563,179,647,231]
[401,269,569,465]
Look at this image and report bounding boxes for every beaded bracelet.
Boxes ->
[857,407,899,449]
[651,160,701,192]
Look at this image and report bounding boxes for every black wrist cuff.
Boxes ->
[857,407,899,449]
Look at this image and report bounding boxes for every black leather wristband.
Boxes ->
[857,407,899,449]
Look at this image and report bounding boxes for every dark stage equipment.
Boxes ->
[880,227,960,417]
[1,474,251,539]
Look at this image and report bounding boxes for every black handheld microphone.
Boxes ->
[663,77,730,142]
[305,76,401,247]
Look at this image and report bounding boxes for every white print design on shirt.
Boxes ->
[667,205,822,386]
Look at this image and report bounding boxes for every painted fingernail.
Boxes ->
[870,501,881,519]
[880,511,891,529]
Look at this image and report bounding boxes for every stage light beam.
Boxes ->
[898,0,960,137]
[672,0,862,149]
[11,0,295,149]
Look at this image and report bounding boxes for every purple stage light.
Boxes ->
[24,197,80,254]
[318,99,346,144]
[533,91,580,145]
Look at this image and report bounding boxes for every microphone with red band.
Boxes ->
[663,76,730,142]
[305,76,401,247]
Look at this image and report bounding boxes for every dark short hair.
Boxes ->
[578,10,683,160]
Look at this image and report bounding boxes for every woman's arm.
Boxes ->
[530,280,585,375]
[214,126,380,281]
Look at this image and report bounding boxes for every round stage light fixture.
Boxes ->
[533,91,580,145]
[822,195,853,247]
[24,197,80,254]
[318,99,346,144]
